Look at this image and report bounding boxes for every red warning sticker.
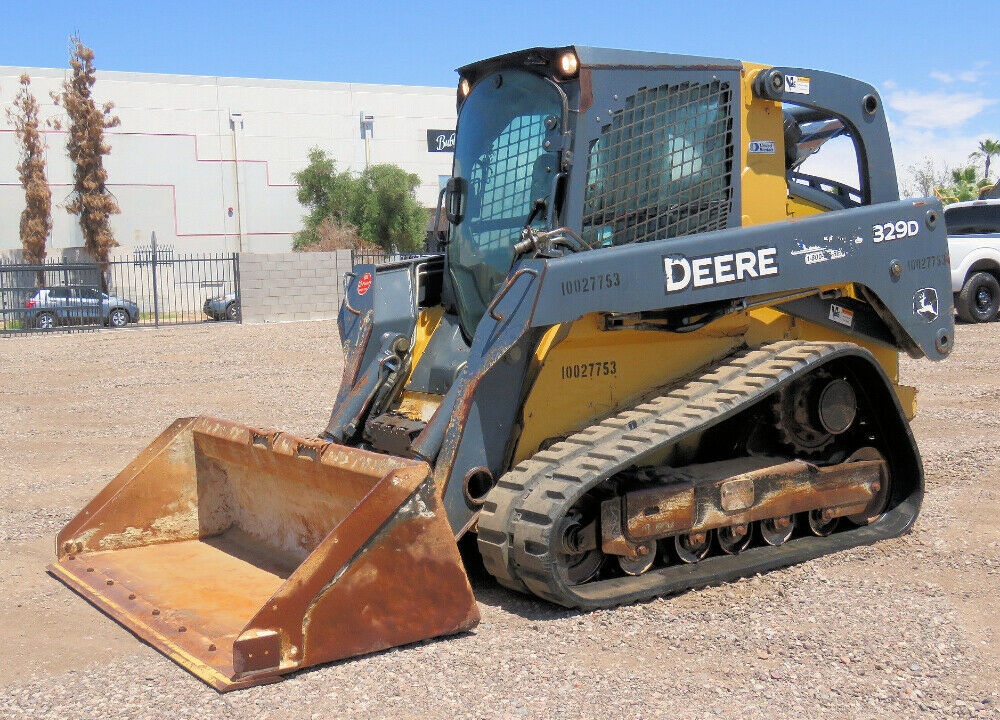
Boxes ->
[357,272,373,296]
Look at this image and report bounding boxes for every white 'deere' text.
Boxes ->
[664,248,779,293]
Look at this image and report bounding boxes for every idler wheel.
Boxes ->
[846,446,890,525]
[558,509,603,584]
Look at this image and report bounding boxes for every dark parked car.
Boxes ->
[25,286,140,329]
[203,291,240,321]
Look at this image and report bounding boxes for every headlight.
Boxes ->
[556,51,579,80]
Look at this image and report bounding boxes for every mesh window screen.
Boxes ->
[583,80,734,246]
[468,114,554,253]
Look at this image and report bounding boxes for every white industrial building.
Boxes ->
[0,67,457,254]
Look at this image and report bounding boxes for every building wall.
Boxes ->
[0,67,456,254]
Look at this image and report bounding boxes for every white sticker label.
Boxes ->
[785,75,811,95]
[829,304,854,328]
[791,241,847,265]
[748,140,776,154]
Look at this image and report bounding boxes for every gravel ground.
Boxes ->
[1,320,998,720]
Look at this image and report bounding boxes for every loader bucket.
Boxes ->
[49,416,480,691]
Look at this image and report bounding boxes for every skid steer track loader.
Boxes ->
[52,46,954,690]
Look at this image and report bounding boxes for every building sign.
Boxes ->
[427,130,456,152]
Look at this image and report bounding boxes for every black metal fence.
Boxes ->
[348,231,448,267]
[1,247,240,335]
[350,250,439,267]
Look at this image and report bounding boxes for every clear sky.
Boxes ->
[1,0,996,187]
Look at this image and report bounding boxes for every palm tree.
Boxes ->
[970,138,1000,181]
[936,166,982,204]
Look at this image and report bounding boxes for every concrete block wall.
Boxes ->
[239,250,354,323]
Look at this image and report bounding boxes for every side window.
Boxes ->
[48,287,69,299]
[944,204,1000,235]
[785,112,862,208]
[81,287,102,300]
[466,114,555,254]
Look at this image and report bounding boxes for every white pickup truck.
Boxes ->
[947,198,1000,322]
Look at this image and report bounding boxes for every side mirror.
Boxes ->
[445,177,467,225]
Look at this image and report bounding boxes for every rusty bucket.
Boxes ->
[49,417,479,691]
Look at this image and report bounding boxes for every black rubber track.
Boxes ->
[476,341,923,609]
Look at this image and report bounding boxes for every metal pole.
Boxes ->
[0,261,7,332]
[151,232,160,328]
[230,112,245,253]
[233,251,241,323]
[62,258,69,332]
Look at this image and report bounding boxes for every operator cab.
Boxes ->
[440,46,899,344]
[443,47,739,341]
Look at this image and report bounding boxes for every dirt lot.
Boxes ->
[1,320,998,720]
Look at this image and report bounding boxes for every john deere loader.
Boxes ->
[51,47,955,690]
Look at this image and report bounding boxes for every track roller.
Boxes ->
[760,516,796,546]
[674,532,712,563]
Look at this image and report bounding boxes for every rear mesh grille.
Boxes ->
[583,80,735,246]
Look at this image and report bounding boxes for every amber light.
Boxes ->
[557,51,579,79]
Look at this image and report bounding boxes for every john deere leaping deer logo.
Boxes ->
[912,287,939,322]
